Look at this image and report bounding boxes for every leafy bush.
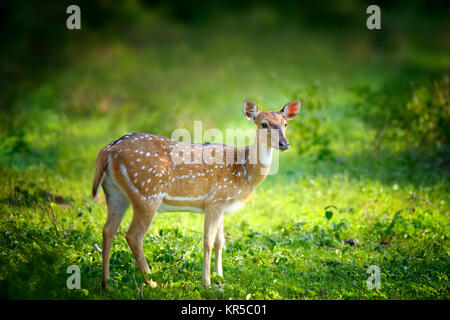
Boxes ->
[289,85,335,161]
[405,75,450,154]
[353,74,450,158]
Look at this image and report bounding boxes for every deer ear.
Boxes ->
[280,100,301,121]
[243,99,258,121]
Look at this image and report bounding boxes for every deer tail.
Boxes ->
[92,150,110,200]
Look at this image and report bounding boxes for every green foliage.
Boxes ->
[289,85,336,161]
[405,76,450,154]
[352,74,450,158]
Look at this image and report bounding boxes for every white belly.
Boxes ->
[156,200,245,214]
[157,202,204,213]
[223,201,244,214]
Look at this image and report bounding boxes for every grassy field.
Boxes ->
[0,6,449,299]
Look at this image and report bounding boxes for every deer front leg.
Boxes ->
[203,209,223,287]
[214,216,225,277]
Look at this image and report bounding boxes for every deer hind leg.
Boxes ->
[126,198,161,288]
[214,216,225,277]
[203,208,224,287]
[101,175,129,289]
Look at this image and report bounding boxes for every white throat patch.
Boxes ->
[259,143,273,167]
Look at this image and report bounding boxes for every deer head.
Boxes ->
[243,99,301,151]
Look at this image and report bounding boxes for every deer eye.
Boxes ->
[261,123,268,129]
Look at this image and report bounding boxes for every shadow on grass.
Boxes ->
[0,181,73,208]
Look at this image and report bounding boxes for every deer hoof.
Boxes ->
[146,280,158,288]
[101,281,110,290]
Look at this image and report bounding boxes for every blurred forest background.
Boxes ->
[0,0,449,299]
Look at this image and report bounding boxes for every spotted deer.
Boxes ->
[92,99,301,288]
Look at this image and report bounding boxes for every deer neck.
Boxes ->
[244,133,273,188]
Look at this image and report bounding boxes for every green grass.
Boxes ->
[0,10,449,300]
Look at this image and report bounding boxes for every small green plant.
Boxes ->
[310,206,350,247]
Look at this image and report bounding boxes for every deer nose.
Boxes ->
[279,140,290,151]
